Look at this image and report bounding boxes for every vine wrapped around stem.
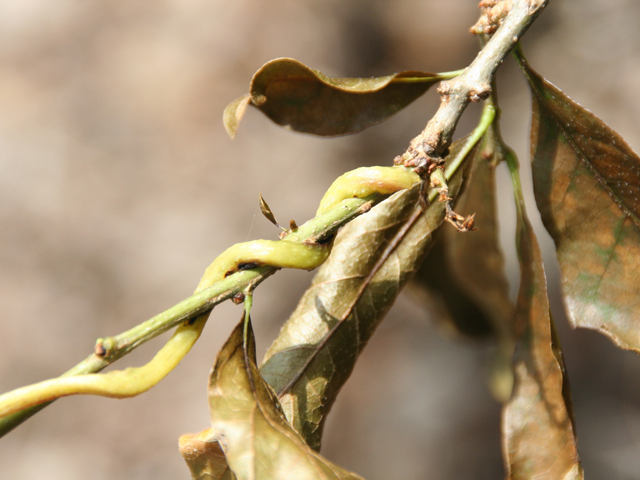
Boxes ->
[0,101,497,436]
[0,9,523,433]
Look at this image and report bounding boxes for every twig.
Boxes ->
[396,0,549,175]
[0,194,377,436]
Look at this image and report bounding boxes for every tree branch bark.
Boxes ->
[396,0,549,174]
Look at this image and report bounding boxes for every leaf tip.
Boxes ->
[223,94,251,139]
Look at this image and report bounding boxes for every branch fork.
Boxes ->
[395,0,549,176]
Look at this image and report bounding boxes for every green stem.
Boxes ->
[243,294,253,350]
[483,81,525,219]
[427,100,496,202]
[0,194,378,437]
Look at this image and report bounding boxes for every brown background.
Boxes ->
[1,1,640,479]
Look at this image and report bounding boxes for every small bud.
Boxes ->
[95,341,107,357]
[232,292,246,305]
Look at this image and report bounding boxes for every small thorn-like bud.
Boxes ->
[259,193,282,229]
[437,82,452,96]
[95,341,107,357]
[232,292,246,305]
[469,87,491,102]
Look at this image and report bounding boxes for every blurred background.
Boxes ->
[1,0,640,479]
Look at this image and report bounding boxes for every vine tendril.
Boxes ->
[0,101,496,425]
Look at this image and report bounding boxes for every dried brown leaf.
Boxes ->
[411,129,514,400]
[411,234,497,338]
[224,58,444,137]
[258,193,280,228]
[502,157,583,479]
[179,428,235,480]
[520,53,640,351]
[260,138,472,450]
[207,318,364,480]
[446,131,513,336]
[223,94,251,139]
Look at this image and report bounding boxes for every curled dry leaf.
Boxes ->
[410,138,496,337]
[259,138,471,450]
[179,428,235,480]
[411,128,514,400]
[502,158,583,479]
[207,318,364,480]
[224,57,444,138]
[445,129,515,401]
[447,129,513,338]
[258,193,281,229]
[519,53,640,352]
[222,94,251,139]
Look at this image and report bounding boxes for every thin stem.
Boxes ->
[243,294,253,350]
[443,102,496,182]
[400,0,549,173]
[391,69,465,83]
[0,194,378,437]
[427,100,496,203]
[435,69,467,79]
[484,80,524,217]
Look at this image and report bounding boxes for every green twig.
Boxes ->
[427,100,496,203]
[0,194,379,437]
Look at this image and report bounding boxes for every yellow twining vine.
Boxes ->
[0,166,420,417]
[0,98,496,423]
